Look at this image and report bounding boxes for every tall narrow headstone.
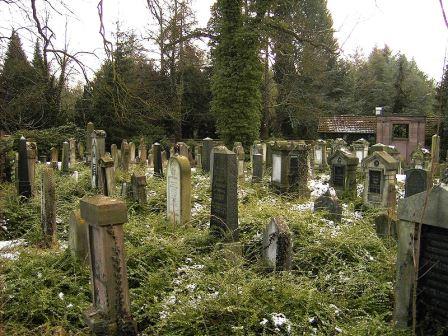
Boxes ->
[167,155,191,226]
[262,217,292,271]
[17,137,31,198]
[69,210,89,262]
[210,146,238,241]
[50,147,58,169]
[78,142,85,161]
[121,140,130,172]
[99,154,115,196]
[252,153,264,182]
[139,140,147,163]
[86,122,94,163]
[26,141,37,195]
[80,196,137,335]
[69,138,76,166]
[153,143,163,177]
[431,134,440,164]
[202,137,214,173]
[111,144,119,169]
[41,166,56,246]
[233,142,245,179]
[129,142,136,163]
[62,141,70,173]
[91,130,106,189]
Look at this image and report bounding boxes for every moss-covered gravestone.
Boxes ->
[210,146,238,241]
[41,166,56,247]
[313,189,342,223]
[131,173,147,204]
[328,149,358,198]
[69,210,88,262]
[50,147,58,169]
[139,139,147,163]
[153,142,163,177]
[78,142,85,161]
[111,144,119,169]
[394,185,448,334]
[80,196,137,336]
[167,155,191,226]
[262,218,292,271]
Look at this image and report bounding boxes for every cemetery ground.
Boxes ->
[0,163,409,335]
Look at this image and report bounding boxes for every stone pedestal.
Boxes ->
[167,155,191,226]
[41,166,56,246]
[80,196,137,336]
[210,146,238,241]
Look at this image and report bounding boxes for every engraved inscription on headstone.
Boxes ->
[369,170,382,194]
[333,166,345,187]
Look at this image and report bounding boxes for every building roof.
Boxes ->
[318,116,377,134]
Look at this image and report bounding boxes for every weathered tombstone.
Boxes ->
[328,149,358,198]
[17,138,31,198]
[196,144,202,169]
[167,155,191,226]
[99,154,115,196]
[131,173,147,204]
[394,185,448,333]
[252,153,264,182]
[40,166,56,246]
[314,139,327,170]
[121,140,130,172]
[86,122,94,163]
[139,139,147,163]
[175,142,189,158]
[431,134,440,164]
[68,210,89,262]
[265,141,275,169]
[69,138,76,166]
[233,142,245,179]
[147,148,153,167]
[153,142,163,177]
[410,143,431,170]
[62,141,70,173]
[352,138,369,167]
[129,142,136,163]
[313,189,342,223]
[80,196,137,335]
[271,141,310,196]
[111,144,119,169]
[210,146,238,241]
[91,130,106,189]
[262,217,292,271]
[78,142,85,161]
[362,151,399,208]
[370,143,402,172]
[50,147,58,169]
[405,168,428,198]
[120,182,129,198]
[201,137,214,173]
[26,142,37,195]
[374,212,397,238]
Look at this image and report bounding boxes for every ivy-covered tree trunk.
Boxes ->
[211,0,263,148]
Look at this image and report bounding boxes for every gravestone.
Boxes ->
[86,122,94,163]
[162,151,168,168]
[129,142,136,163]
[147,148,153,167]
[121,140,130,172]
[50,147,58,169]
[202,137,214,173]
[362,151,399,208]
[352,138,369,166]
[394,185,448,334]
[61,141,70,173]
[111,144,119,169]
[252,153,264,182]
[176,142,189,158]
[78,142,85,161]
[39,155,47,164]
[131,173,147,204]
[374,212,397,238]
[210,146,239,241]
[410,143,431,170]
[328,149,358,198]
[17,137,31,198]
[167,155,191,226]
[233,142,245,179]
[314,139,327,170]
[405,169,428,198]
[26,141,37,195]
[69,210,89,262]
[139,139,147,163]
[332,138,348,154]
[99,154,115,196]
[313,189,342,223]
[69,138,76,166]
[265,141,275,169]
[80,196,137,335]
[41,166,56,247]
[262,217,292,271]
[91,130,106,189]
[431,134,440,164]
[153,143,163,177]
[196,144,202,169]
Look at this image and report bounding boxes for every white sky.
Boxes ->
[1,0,448,82]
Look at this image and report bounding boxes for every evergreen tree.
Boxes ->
[210,0,263,148]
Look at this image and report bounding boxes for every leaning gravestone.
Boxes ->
[313,189,342,223]
[405,168,428,198]
[17,136,32,198]
[80,196,137,335]
[62,141,70,173]
[394,185,448,334]
[252,153,264,182]
[153,143,163,177]
[202,137,214,173]
[167,155,191,226]
[69,210,88,262]
[262,217,292,271]
[41,166,56,247]
[210,146,239,241]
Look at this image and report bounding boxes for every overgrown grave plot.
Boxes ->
[0,164,409,335]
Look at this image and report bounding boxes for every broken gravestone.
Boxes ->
[262,217,292,271]
[313,189,342,223]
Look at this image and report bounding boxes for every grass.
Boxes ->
[0,163,410,335]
